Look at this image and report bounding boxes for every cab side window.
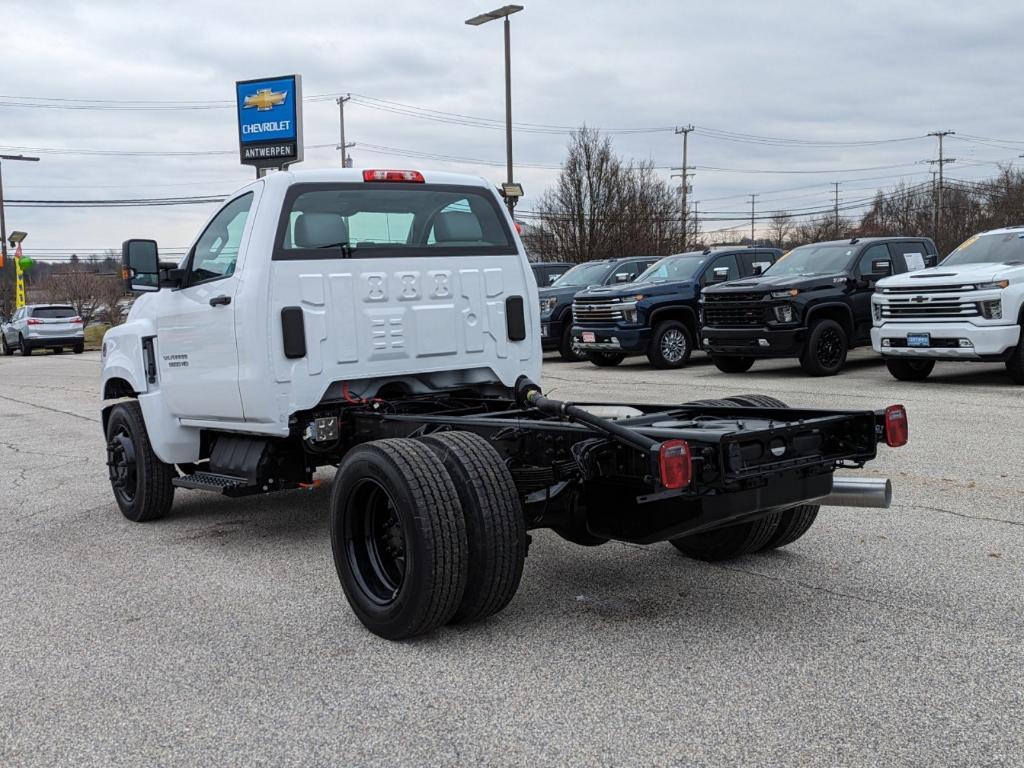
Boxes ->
[188,193,254,285]
[857,244,891,278]
[610,261,641,283]
[702,254,739,285]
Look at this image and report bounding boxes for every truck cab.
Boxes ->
[539,256,659,361]
[571,247,780,369]
[102,168,539,466]
[872,226,1024,383]
[701,237,937,376]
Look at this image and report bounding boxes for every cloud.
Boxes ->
[3,0,1023,253]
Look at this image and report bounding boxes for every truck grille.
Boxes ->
[573,298,625,324]
[878,297,980,321]
[702,294,767,327]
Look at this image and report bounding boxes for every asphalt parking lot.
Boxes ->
[1,348,1022,766]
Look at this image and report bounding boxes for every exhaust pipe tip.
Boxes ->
[817,476,892,509]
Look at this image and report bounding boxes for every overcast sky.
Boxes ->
[4,0,1024,259]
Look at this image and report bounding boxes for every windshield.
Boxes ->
[551,262,612,288]
[637,255,705,283]
[765,243,855,277]
[943,232,1024,266]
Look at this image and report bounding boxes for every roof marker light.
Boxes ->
[362,169,425,183]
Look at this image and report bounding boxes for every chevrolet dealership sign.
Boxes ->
[235,74,303,170]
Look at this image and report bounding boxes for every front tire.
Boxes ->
[558,323,587,362]
[647,320,693,369]
[73,343,85,354]
[105,401,176,522]
[711,355,755,373]
[588,352,625,367]
[886,358,935,381]
[1005,329,1024,384]
[799,319,847,376]
[420,431,527,625]
[330,439,468,640]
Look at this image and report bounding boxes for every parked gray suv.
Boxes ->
[1,304,85,356]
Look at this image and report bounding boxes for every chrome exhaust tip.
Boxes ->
[815,477,892,509]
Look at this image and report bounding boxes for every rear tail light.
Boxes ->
[26,318,42,325]
[70,316,83,325]
[362,169,425,183]
[658,439,692,490]
[884,404,908,447]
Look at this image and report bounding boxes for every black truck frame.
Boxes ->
[105,377,905,640]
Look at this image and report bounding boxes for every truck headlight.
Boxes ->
[540,297,557,315]
[980,299,1002,319]
[976,280,1009,290]
[772,304,795,323]
[622,307,638,323]
[771,289,799,298]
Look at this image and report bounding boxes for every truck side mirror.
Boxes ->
[614,273,631,283]
[122,239,161,293]
[752,264,764,276]
[869,259,892,278]
[711,266,731,283]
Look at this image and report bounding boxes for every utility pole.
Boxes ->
[691,200,700,247]
[0,154,41,304]
[674,125,694,250]
[832,182,841,238]
[336,94,354,168]
[930,170,939,233]
[928,131,955,245]
[748,194,759,245]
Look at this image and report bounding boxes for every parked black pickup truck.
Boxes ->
[572,247,781,368]
[700,236,938,376]
[540,256,659,361]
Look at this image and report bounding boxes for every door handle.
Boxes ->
[209,295,231,307]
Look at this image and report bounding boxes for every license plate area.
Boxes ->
[582,332,596,343]
[907,333,930,348]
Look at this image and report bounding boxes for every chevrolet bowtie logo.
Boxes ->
[244,88,287,111]
[912,295,929,303]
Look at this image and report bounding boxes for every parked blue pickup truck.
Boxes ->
[572,247,781,368]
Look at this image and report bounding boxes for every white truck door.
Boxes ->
[156,191,256,421]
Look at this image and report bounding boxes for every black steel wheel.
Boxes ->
[558,322,588,362]
[885,358,935,382]
[331,439,468,640]
[711,355,755,373]
[588,352,625,367]
[799,319,847,376]
[420,431,527,624]
[647,320,693,369]
[105,401,175,522]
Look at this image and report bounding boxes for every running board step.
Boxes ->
[172,471,260,497]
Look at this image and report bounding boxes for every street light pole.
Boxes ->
[466,4,524,216]
[0,154,41,292]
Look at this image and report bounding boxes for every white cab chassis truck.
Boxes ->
[872,226,1024,383]
[102,168,905,639]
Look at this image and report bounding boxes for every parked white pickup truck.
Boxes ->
[871,226,1024,382]
[100,167,903,639]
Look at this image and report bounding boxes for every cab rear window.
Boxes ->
[274,183,517,260]
[31,307,76,319]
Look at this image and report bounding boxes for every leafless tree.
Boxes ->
[522,127,681,262]
[768,211,795,249]
[37,270,109,325]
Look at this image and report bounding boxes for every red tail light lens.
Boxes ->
[658,439,692,490]
[884,404,908,447]
[362,169,425,183]
[70,316,83,324]
[26,318,42,325]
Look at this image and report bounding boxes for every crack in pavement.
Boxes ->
[900,503,1024,529]
[0,393,99,423]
